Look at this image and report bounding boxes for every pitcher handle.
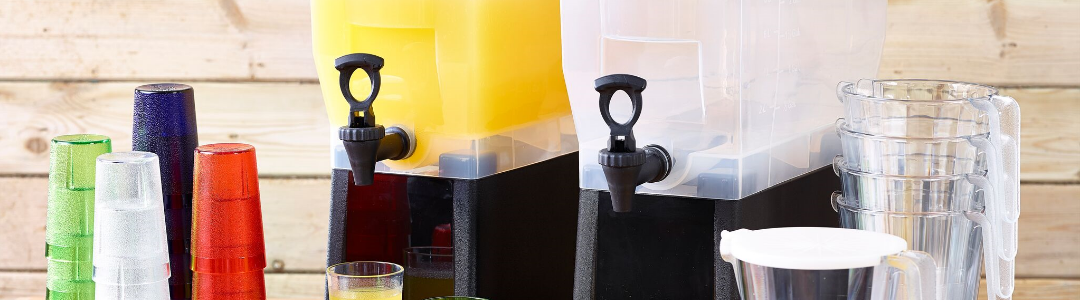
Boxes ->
[967,94,1021,223]
[836,81,853,103]
[965,137,1018,260]
[968,93,1020,299]
[966,175,1015,299]
[872,250,937,300]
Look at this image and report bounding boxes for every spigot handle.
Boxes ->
[335,53,384,128]
[595,74,646,152]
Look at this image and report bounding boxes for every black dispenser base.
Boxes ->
[327,152,580,299]
[574,165,841,300]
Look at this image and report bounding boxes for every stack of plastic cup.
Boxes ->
[132,83,199,299]
[93,152,172,298]
[191,143,266,299]
[46,134,112,299]
[832,79,1021,300]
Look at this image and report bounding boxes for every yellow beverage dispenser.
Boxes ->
[313,0,574,178]
[311,1,580,299]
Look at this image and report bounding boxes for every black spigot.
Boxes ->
[335,53,413,186]
[595,74,673,212]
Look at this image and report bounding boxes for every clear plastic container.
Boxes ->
[720,228,936,300]
[562,0,888,199]
[836,119,992,177]
[312,0,576,179]
[93,152,171,299]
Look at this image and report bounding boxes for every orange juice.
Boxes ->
[330,287,402,300]
[403,268,454,300]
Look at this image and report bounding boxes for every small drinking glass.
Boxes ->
[328,261,404,300]
[404,247,455,300]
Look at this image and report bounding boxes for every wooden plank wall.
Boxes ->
[0,0,1077,298]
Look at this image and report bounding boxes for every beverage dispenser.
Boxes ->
[311,0,579,298]
[561,0,888,298]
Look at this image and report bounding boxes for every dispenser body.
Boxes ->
[327,153,581,299]
[312,0,576,179]
[562,0,887,199]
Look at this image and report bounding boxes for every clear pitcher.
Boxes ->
[562,0,888,199]
[832,161,1013,300]
[719,227,936,300]
[833,197,985,300]
[836,79,1019,300]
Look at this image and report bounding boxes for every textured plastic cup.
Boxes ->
[132,83,199,299]
[93,152,171,299]
[191,143,266,299]
[46,134,112,299]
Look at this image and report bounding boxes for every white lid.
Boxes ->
[720,227,906,270]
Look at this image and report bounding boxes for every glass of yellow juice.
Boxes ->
[328,261,404,300]
[403,247,454,300]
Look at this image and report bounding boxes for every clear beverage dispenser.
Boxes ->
[563,0,888,199]
[311,0,580,298]
[561,0,888,298]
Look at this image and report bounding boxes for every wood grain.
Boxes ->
[1008,88,1080,183]
[0,82,331,175]
[879,0,1080,86]
[1,83,1076,181]
[1,272,1077,299]
[0,177,330,273]
[0,0,316,81]
[0,0,1077,85]
[1015,184,1080,278]
[3,176,1077,277]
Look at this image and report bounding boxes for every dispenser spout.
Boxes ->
[594,74,672,212]
[335,53,413,186]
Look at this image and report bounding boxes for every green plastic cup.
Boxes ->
[46,134,111,299]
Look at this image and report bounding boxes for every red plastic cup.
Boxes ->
[191,143,266,299]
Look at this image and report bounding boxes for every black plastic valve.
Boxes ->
[335,53,413,186]
[595,74,673,212]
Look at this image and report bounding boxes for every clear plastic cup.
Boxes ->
[404,247,454,300]
[328,261,404,300]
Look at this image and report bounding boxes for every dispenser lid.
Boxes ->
[720,227,906,270]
